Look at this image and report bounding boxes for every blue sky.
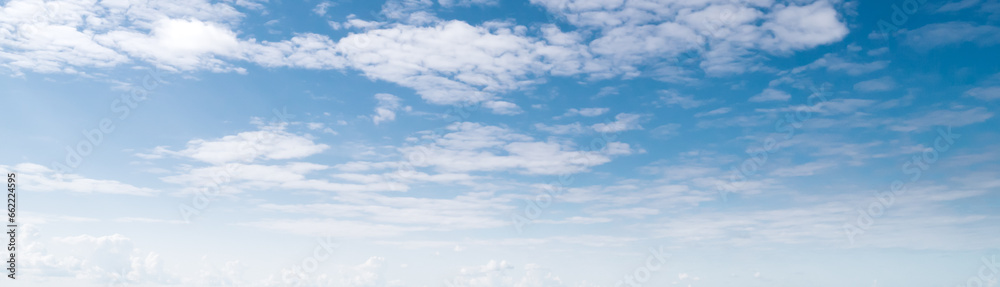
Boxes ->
[1,0,999,286]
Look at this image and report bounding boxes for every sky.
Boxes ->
[0,0,999,286]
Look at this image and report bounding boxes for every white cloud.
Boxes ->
[756,98,878,116]
[0,0,353,75]
[244,218,425,238]
[770,161,835,177]
[594,86,619,98]
[964,86,1000,101]
[902,22,1000,51]
[23,230,176,285]
[0,0,854,114]
[256,192,511,232]
[158,123,329,164]
[749,88,791,102]
[7,163,158,196]
[530,0,849,76]
[658,90,705,109]
[398,122,632,175]
[482,100,523,115]
[306,122,325,130]
[438,0,499,7]
[336,20,589,105]
[695,107,733,117]
[588,21,700,73]
[305,123,339,135]
[0,0,248,74]
[936,0,982,12]
[854,76,896,92]
[760,1,849,52]
[343,257,387,287]
[443,260,565,287]
[373,93,404,125]
[867,47,889,56]
[244,33,346,70]
[789,53,889,75]
[380,0,438,25]
[313,2,334,16]
[889,107,994,132]
[592,113,643,133]
[592,207,660,219]
[561,107,609,117]
[96,18,243,72]
[159,162,333,194]
[534,216,611,224]
[650,124,681,139]
[535,122,586,135]
[114,217,188,224]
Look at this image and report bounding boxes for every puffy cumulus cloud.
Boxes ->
[243,33,346,70]
[313,1,334,16]
[95,18,243,72]
[396,122,634,175]
[0,0,351,75]
[2,0,853,115]
[342,256,387,287]
[142,122,415,195]
[372,93,404,125]
[335,20,591,106]
[20,227,176,285]
[482,100,524,115]
[195,260,249,286]
[151,123,329,165]
[0,0,127,74]
[760,1,849,52]
[5,163,158,196]
[210,256,393,287]
[379,0,439,25]
[447,260,515,287]
[587,21,701,72]
[516,264,566,287]
[2,0,848,111]
[0,0,250,74]
[530,0,849,76]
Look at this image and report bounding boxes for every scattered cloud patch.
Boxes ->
[592,113,644,133]
[854,76,896,92]
[373,93,405,125]
[749,88,791,102]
